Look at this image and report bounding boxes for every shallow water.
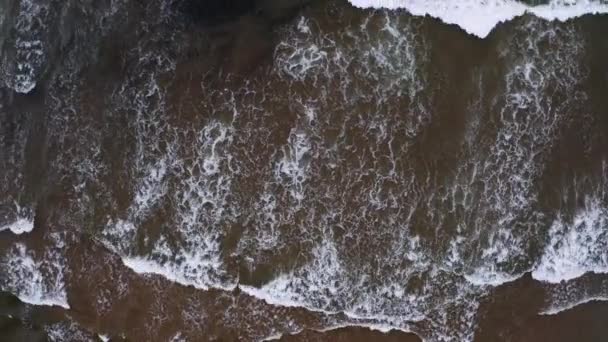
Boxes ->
[1,0,608,341]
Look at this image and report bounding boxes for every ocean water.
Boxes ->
[1,0,608,341]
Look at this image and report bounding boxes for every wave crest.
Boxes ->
[347,0,608,38]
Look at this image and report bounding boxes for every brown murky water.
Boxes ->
[1,0,608,341]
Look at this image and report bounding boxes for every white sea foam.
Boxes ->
[464,269,528,287]
[0,217,34,235]
[240,239,346,314]
[318,322,405,334]
[532,197,608,283]
[260,323,417,342]
[348,0,608,38]
[275,14,425,109]
[275,129,312,202]
[0,204,34,235]
[120,239,236,292]
[239,235,436,329]
[5,0,48,93]
[0,243,69,309]
[540,296,608,315]
[104,79,238,291]
[46,321,94,342]
[84,8,601,341]
[101,50,239,290]
[169,332,186,342]
[246,13,486,342]
[444,21,586,287]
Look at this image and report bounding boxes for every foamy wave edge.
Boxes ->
[347,0,608,38]
[0,218,34,235]
[15,294,70,310]
[540,296,608,315]
[120,257,422,336]
[262,323,419,341]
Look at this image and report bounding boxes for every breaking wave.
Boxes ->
[348,0,608,37]
[0,242,69,309]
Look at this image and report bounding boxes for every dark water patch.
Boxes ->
[0,291,73,342]
[178,0,258,26]
[179,0,314,26]
[474,274,547,342]
[580,15,608,150]
[518,301,608,342]
[0,315,47,342]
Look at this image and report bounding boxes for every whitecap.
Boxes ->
[540,296,608,315]
[532,197,608,283]
[0,217,34,235]
[348,0,608,38]
[0,243,69,309]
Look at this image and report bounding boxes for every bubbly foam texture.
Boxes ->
[532,199,608,283]
[261,323,417,341]
[46,321,95,342]
[540,296,608,315]
[241,240,347,314]
[240,17,489,342]
[538,272,608,316]
[0,217,34,235]
[447,21,586,286]
[101,50,237,291]
[106,13,483,340]
[0,243,69,309]
[44,11,597,342]
[3,0,48,93]
[533,163,608,283]
[275,129,312,202]
[275,14,426,115]
[348,0,608,38]
[70,7,602,341]
[1,203,34,235]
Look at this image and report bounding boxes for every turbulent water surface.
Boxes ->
[1,0,608,341]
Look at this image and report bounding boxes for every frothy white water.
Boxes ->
[261,323,417,341]
[100,45,244,291]
[239,15,447,337]
[533,162,608,283]
[240,239,349,315]
[120,242,236,292]
[538,273,608,316]
[71,7,601,341]
[540,296,608,315]
[0,217,34,235]
[441,21,586,287]
[532,198,608,283]
[464,270,528,287]
[348,0,608,38]
[46,321,95,342]
[0,204,34,235]
[0,243,69,309]
[275,129,312,202]
[2,0,48,93]
[531,163,608,314]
